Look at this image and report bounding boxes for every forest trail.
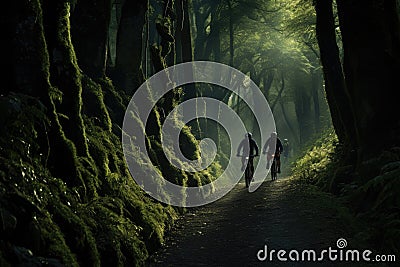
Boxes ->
[148,177,385,267]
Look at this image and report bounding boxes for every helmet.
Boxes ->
[284,138,288,142]
[271,132,277,137]
[246,132,252,138]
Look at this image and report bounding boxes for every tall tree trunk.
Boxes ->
[113,0,147,95]
[8,0,88,191]
[227,0,234,67]
[175,0,184,63]
[211,4,221,62]
[311,70,321,133]
[314,0,359,154]
[279,99,300,145]
[263,71,275,99]
[336,0,400,159]
[202,1,221,61]
[71,0,112,79]
[177,0,201,135]
[271,74,285,112]
[70,0,113,133]
[43,1,89,157]
[193,1,209,60]
[181,0,194,64]
[178,0,196,100]
[294,85,313,144]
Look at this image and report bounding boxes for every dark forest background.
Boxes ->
[0,0,399,266]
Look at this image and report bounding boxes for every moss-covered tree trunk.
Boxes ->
[3,0,87,190]
[42,1,89,158]
[69,0,113,133]
[112,0,147,95]
[193,1,208,61]
[177,0,196,101]
[193,1,221,62]
[210,2,222,62]
[71,0,112,79]
[1,0,221,265]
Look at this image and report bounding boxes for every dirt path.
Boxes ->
[148,177,385,266]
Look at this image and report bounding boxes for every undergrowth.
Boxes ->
[291,127,400,258]
[291,129,339,188]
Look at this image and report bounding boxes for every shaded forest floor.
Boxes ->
[148,176,389,267]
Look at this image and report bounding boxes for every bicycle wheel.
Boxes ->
[271,160,277,180]
[245,165,250,188]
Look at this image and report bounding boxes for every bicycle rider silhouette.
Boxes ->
[263,132,283,173]
[237,133,259,187]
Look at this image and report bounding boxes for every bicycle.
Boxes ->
[238,155,258,188]
[270,152,281,181]
[270,154,278,181]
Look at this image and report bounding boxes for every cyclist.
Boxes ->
[263,132,283,173]
[283,138,289,161]
[237,133,259,186]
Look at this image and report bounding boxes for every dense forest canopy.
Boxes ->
[1,0,399,266]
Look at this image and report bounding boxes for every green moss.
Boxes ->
[38,215,79,266]
[146,108,163,139]
[292,129,338,187]
[81,75,112,132]
[97,77,127,127]
[77,156,99,199]
[179,125,201,161]
[107,133,128,175]
[84,119,127,181]
[86,126,111,178]
[0,83,188,266]
[77,198,148,266]
[2,1,190,265]
[149,139,189,186]
[48,201,100,266]
[117,189,177,252]
[1,1,228,265]
[48,1,89,158]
